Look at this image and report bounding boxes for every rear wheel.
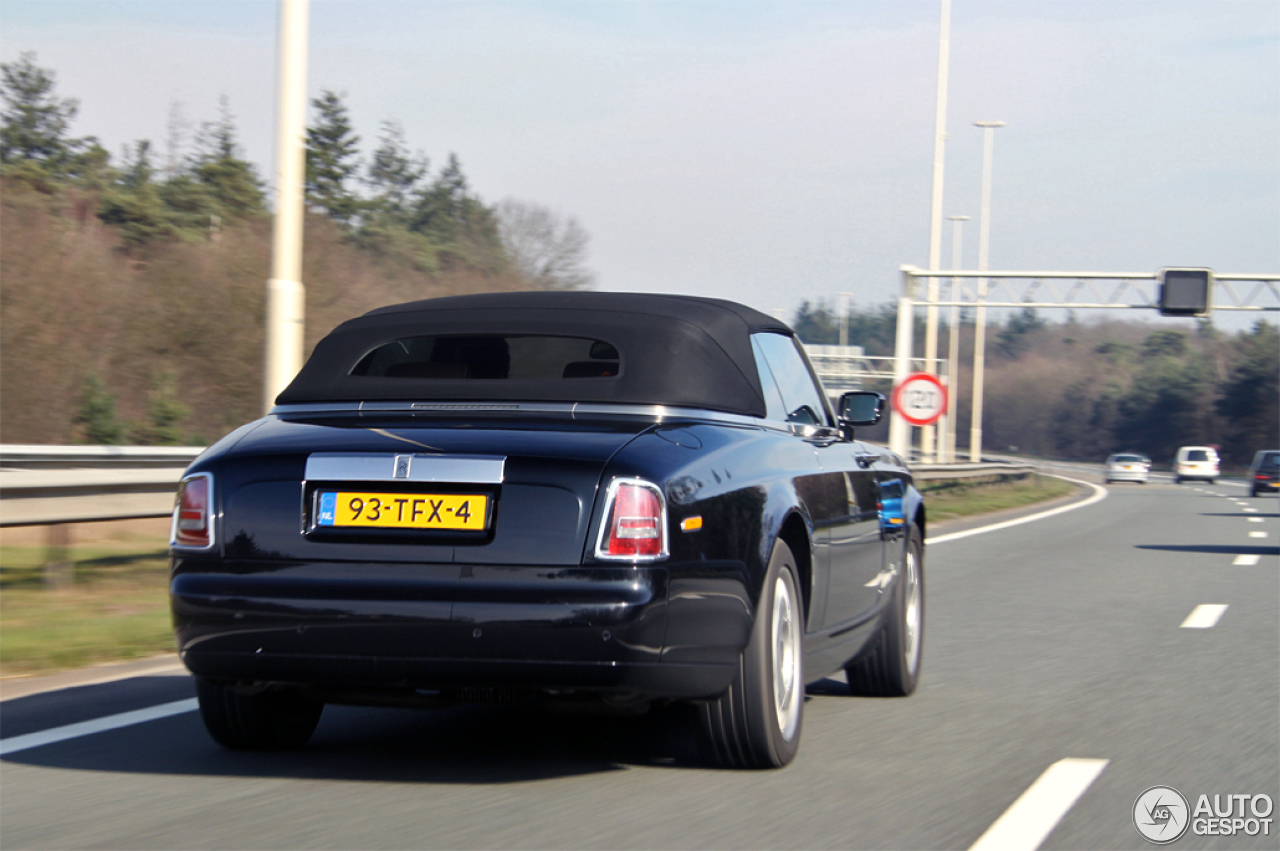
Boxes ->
[196,678,324,750]
[846,524,923,697]
[693,538,803,769]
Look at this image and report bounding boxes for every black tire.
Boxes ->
[1208,479,1215,485]
[196,677,324,750]
[693,538,804,769]
[846,524,923,697]
[1252,488,1260,498]
[1174,476,1182,484]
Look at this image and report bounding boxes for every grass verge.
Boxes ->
[920,474,1076,523]
[1,525,174,678]
[1,475,1080,678]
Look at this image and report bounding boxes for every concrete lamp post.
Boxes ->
[943,214,969,462]
[970,120,1005,463]
[263,0,310,414]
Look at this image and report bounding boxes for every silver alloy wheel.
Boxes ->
[903,548,921,676]
[772,573,801,739]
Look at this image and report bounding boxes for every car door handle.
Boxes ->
[855,452,880,468]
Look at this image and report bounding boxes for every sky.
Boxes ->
[3,0,1278,334]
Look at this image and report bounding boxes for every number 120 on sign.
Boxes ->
[891,373,948,427]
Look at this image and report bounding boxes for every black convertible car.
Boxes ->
[171,292,925,768]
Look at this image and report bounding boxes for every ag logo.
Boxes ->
[1134,786,1190,844]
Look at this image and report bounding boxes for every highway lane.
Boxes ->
[1,481,1275,849]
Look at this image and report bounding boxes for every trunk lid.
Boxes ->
[206,412,653,565]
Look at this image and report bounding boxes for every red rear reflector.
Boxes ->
[173,475,212,548]
[598,480,666,560]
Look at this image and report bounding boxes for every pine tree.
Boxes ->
[97,141,177,246]
[407,153,505,270]
[366,119,426,218]
[132,371,190,445]
[190,96,265,218]
[73,375,125,444]
[0,53,89,169]
[305,90,362,223]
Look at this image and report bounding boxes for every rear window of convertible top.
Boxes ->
[350,335,621,380]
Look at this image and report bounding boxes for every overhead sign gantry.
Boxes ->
[889,266,1280,462]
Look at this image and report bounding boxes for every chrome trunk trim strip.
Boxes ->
[305,453,506,484]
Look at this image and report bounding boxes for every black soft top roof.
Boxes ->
[276,291,793,417]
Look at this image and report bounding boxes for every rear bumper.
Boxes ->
[1105,469,1148,482]
[1252,478,1279,492]
[171,558,753,700]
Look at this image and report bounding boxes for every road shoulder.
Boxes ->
[0,653,185,702]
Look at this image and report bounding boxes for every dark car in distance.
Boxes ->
[170,292,926,768]
[1248,450,1280,497]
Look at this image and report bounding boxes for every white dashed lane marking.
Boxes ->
[1233,555,1261,566]
[0,698,198,755]
[1181,605,1228,629]
[969,758,1109,851]
[1244,508,1259,513]
[1248,517,1263,523]
[1249,531,1268,538]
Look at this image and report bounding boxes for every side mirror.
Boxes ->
[837,391,885,439]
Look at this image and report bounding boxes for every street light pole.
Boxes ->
[263,0,310,414]
[921,0,952,463]
[838,291,853,347]
[970,120,1005,462]
[888,268,916,459]
[943,214,969,462]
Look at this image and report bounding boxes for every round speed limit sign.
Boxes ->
[891,373,948,427]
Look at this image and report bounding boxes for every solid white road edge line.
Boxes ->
[927,475,1107,546]
[968,758,1109,851]
[1181,604,1228,629]
[1233,554,1261,566]
[0,698,198,756]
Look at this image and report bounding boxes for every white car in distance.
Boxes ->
[1104,453,1151,484]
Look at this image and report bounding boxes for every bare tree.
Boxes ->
[495,198,595,291]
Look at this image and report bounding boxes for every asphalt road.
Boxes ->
[2,478,1276,850]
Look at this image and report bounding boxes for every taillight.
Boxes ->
[596,478,667,561]
[172,474,213,549]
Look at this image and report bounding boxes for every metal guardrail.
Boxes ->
[0,445,205,470]
[0,446,203,527]
[0,445,1034,528]
[911,461,1036,483]
[0,445,1040,586]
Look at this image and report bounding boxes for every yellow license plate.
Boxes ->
[317,491,488,531]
